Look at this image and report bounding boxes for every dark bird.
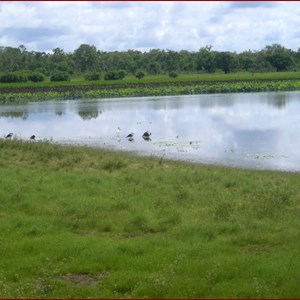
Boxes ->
[5,133,13,139]
[142,131,151,138]
[126,132,134,138]
[30,135,36,140]
[142,131,152,141]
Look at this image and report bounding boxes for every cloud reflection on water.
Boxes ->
[1,91,300,171]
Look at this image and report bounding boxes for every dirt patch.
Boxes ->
[59,271,109,286]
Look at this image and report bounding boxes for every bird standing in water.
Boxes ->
[126,132,134,138]
[142,131,151,138]
[126,132,134,142]
[142,131,152,141]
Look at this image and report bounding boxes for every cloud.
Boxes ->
[0,1,299,53]
[1,27,66,42]
[228,1,277,9]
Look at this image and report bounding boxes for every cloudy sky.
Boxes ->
[0,1,300,54]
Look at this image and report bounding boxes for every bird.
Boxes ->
[30,135,36,140]
[5,133,13,139]
[126,132,134,142]
[126,132,134,138]
[142,131,151,138]
[142,131,152,141]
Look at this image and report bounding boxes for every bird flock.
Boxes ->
[3,132,36,140]
[3,129,151,143]
[117,127,152,142]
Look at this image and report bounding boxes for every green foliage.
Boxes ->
[27,72,45,82]
[104,70,126,80]
[0,72,28,83]
[196,46,217,73]
[50,72,70,82]
[216,51,237,74]
[84,73,101,81]
[168,71,178,78]
[264,44,295,72]
[73,44,99,73]
[0,43,300,77]
[2,74,300,104]
[135,70,145,79]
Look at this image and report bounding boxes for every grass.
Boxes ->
[2,71,300,104]
[1,71,300,89]
[0,139,299,298]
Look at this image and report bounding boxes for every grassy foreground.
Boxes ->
[0,139,299,298]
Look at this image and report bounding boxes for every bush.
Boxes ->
[169,71,178,78]
[84,73,101,81]
[28,72,45,82]
[104,70,126,80]
[0,72,28,83]
[118,70,126,79]
[50,72,70,82]
[135,71,145,79]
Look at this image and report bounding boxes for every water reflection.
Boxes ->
[266,92,287,109]
[1,91,300,171]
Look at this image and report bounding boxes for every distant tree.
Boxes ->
[196,46,217,73]
[146,62,161,75]
[215,51,237,74]
[118,70,126,79]
[0,47,22,72]
[263,44,294,72]
[237,50,255,71]
[73,44,99,73]
[27,51,50,74]
[163,50,180,72]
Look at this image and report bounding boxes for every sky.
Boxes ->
[0,1,300,54]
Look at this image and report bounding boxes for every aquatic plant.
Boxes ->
[1,80,300,104]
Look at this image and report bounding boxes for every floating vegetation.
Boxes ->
[1,79,300,104]
[154,140,202,155]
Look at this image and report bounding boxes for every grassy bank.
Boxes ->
[1,71,300,103]
[0,139,299,298]
[2,71,300,89]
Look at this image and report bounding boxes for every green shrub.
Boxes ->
[104,70,126,80]
[84,73,101,81]
[28,72,45,82]
[135,71,145,79]
[118,70,126,79]
[169,71,178,78]
[50,72,70,82]
[0,72,28,83]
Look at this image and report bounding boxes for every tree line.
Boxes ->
[0,43,300,82]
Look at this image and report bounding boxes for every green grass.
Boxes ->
[0,139,299,298]
[1,71,300,89]
[2,71,300,104]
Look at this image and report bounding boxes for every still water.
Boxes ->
[1,91,300,172]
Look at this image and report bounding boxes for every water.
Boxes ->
[1,91,300,172]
